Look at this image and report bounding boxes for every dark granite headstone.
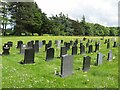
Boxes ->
[113,42,117,47]
[42,40,46,45]
[7,41,13,47]
[46,48,54,61]
[70,41,73,46]
[48,40,52,47]
[60,47,67,57]
[104,39,107,44]
[61,40,63,44]
[33,43,39,53]
[95,43,99,52]
[45,44,50,51]
[88,45,93,53]
[96,52,103,65]
[23,48,35,64]
[107,50,112,61]
[72,46,77,55]
[27,41,34,48]
[17,41,23,48]
[66,43,70,50]
[107,42,110,49]
[2,44,10,55]
[60,54,73,77]
[83,37,87,41]
[80,45,85,54]
[86,42,89,48]
[82,56,91,72]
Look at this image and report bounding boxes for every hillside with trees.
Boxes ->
[0,2,119,36]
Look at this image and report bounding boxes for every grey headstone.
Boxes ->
[82,56,91,72]
[60,54,73,77]
[108,50,112,61]
[39,41,43,48]
[20,44,27,54]
[96,52,103,65]
[46,48,54,61]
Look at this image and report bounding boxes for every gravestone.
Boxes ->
[56,40,61,48]
[86,42,89,48]
[113,42,117,47]
[7,41,13,47]
[104,39,107,44]
[46,48,54,61]
[83,37,87,41]
[82,56,91,72]
[2,44,10,55]
[73,42,77,46]
[27,41,34,48]
[66,43,70,50]
[23,48,35,64]
[35,40,39,44]
[96,52,103,65]
[48,40,52,47]
[95,43,99,52]
[42,40,46,45]
[33,43,39,53]
[88,45,93,53]
[107,42,110,49]
[60,54,73,77]
[107,50,112,61]
[72,46,77,55]
[45,44,51,51]
[70,41,73,46]
[75,39,78,44]
[20,44,27,54]
[17,41,23,48]
[60,47,67,57]
[80,43,83,48]
[39,41,43,48]
[80,45,85,54]
[61,40,63,44]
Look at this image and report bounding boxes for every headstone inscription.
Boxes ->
[46,48,54,61]
[60,54,73,77]
[82,56,91,72]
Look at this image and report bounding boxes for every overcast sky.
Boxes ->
[34,0,119,27]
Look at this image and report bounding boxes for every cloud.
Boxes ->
[35,0,119,27]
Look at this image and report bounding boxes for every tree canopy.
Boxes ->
[0,2,119,36]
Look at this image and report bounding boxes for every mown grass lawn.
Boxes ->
[0,36,118,88]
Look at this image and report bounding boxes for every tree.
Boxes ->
[0,1,10,36]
